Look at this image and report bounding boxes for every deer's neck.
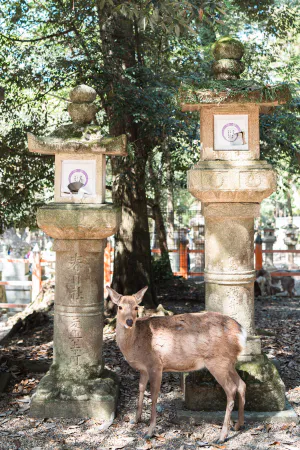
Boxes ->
[116,321,136,357]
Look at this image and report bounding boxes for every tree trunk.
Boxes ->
[100,10,157,307]
[152,202,172,273]
[111,157,157,307]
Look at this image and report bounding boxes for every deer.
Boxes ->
[106,286,247,443]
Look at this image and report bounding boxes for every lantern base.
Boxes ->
[175,400,298,426]
[183,354,286,412]
[30,368,119,421]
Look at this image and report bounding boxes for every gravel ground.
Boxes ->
[0,291,299,450]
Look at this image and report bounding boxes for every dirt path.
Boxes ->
[0,293,299,450]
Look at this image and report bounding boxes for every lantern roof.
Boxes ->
[27,84,127,156]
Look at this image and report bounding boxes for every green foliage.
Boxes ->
[0,0,299,234]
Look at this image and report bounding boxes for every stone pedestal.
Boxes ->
[31,204,121,420]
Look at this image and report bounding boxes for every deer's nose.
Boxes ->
[126,319,133,327]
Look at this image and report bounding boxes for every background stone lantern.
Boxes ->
[178,37,296,420]
[189,203,205,273]
[283,217,299,269]
[263,220,277,270]
[27,85,127,420]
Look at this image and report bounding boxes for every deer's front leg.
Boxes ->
[136,370,149,423]
[146,368,162,438]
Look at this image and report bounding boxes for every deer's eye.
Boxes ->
[135,307,138,311]
[118,306,123,310]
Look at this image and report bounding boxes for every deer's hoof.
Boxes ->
[216,437,227,444]
[145,434,153,440]
[234,423,245,431]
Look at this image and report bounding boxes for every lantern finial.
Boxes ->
[212,37,245,80]
[68,84,98,124]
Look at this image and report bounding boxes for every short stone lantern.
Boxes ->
[283,217,299,269]
[177,37,297,422]
[263,220,277,270]
[27,85,127,420]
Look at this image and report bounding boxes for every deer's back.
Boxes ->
[134,311,243,372]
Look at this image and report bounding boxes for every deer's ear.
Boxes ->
[106,286,122,305]
[133,286,148,304]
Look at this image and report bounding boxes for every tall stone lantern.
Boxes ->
[27,85,127,420]
[178,38,294,417]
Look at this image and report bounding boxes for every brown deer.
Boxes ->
[107,286,247,443]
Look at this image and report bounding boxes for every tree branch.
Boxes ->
[0,28,73,43]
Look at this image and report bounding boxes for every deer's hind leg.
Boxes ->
[231,370,246,431]
[205,361,238,443]
[136,370,149,423]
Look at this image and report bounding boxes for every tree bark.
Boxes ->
[100,9,157,307]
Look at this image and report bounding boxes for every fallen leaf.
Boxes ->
[154,435,165,442]
[269,442,281,446]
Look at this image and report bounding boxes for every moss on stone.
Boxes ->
[28,124,127,155]
[212,37,245,60]
[184,353,286,412]
[179,80,291,105]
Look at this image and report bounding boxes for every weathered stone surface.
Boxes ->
[180,83,291,109]
[54,153,106,204]
[212,37,245,61]
[201,202,261,359]
[27,127,127,155]
[51,238,106,379]
[188,161,276,202]
[213,59,245,77]
[68,103,98,125]
[184,354,285,412]
[37,203,121,240]
[69,85,97,103]
[199,104,260,161]
[30,234,119,420]
[31,369,119,420]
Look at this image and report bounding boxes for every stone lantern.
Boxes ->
[178,38,296,420]
[27,85,127,420]
[263,220,277,270]
[189,203,205,273]
[283,217,299,269]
